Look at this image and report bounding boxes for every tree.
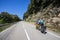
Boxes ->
[23,0,56,20]
[0,12,21,23]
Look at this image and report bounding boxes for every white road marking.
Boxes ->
[47,31,60,38]
[22,23,30,40]
[21,22,60,39]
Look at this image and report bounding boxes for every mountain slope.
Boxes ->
[23,0,60,32]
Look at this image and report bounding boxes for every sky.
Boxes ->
[0,0,30,19]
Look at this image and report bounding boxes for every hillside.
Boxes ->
[23,0,60,32]
[23,0,60,20]
[0,12,21,24]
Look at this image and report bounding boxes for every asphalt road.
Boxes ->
[0,21,60,40]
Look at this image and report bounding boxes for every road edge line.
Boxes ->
[47,31,60,38]
[22,23,30,40]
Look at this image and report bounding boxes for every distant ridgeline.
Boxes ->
[0,12,21,24]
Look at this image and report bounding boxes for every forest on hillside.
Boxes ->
[0,12,21,24]
[23,0,60,20]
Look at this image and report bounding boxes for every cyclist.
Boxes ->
[37,18,46,33]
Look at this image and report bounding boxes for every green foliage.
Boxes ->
[23,0,60,20]
[12,15,21,21]
[0,12,21,23]
[0,18,4,24]
[53,0,60,7]
[23,0,54,20]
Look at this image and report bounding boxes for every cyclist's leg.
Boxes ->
[41,26,44,33]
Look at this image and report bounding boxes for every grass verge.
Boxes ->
[0,23,16,32]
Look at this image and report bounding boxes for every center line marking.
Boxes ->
[22,23,30,40]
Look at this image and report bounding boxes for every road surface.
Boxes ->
[0,21,60,40]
